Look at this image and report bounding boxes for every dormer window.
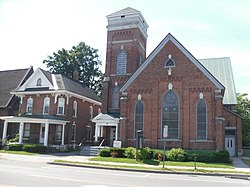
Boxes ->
[165,54,175,68]
[36,78,42,86]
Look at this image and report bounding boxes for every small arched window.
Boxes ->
[134,100,144,138]
[73,101,77,117]
[26,97,33,115]
[57,98,65,115]
[90,106,93,119]
[196,99,207,140]
[165,54,175,68]
[162,91,179,139]
[43,97,50,114]
[71,123,76,141]
[36,78,42,86]
[116,50,127,74]
[112,85,119,108]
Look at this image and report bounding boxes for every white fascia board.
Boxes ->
[11,90,101,106]
[0,116,69,125]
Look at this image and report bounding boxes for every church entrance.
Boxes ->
[225,128,236,156]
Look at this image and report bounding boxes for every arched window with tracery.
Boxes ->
[112,85,119,108]
[162,91,179,139]
[116,50,127,74]
[134,100,144,138]
[196,99,207,140]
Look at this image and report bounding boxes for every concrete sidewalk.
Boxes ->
[1,153,250,175]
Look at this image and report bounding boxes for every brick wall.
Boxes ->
[121,40,221,150]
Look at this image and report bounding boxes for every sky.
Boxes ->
[0,0,249,96]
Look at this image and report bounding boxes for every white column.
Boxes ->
[100,126,103,137]
[94,124,99,141]
[115,124,118,141]
[44,122,49,146]
[61,124,65,145]
[18,122,24,144]
[2,121,8,144]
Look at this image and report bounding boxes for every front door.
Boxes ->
[39,123,45,144]
[225,136,235,156]
[110,127,116,147]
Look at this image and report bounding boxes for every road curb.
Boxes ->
[48,161,250,180]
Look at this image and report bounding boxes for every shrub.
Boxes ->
[141,147,153,160]
[23,144,48,153]
[9,144,23,151]
[187,150,215,163]
[109,148,126,158]
[167,148,187,162]
[111,151,118,158]
[99,149,111,157]
[214,150,230,163]
[124,147,136,159]
[152,149,166,160]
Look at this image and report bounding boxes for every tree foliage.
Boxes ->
[43,42,104,96]
[236,93,250,146]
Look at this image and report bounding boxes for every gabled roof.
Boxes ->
[12,68,101,104]
[92,113,119,124]
[0,67,33,107]
[199,57,237,105]
[120,33,224,92]
[58,74,101,102]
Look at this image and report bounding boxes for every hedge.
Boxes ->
[23,144,48,153]
[99,147,230,163]
[99,149,111,157]
[8,144,23,151]
[109,148,127,158]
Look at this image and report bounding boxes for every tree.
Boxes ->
[236,93,250,146]
[43,42,104,96]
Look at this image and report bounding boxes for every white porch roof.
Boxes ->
[92,113,119,125]
[0,115,69,125]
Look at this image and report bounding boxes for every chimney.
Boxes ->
[73,69,79,80]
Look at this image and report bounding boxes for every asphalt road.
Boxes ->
[0,159,250,187]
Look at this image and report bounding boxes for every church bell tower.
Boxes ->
[102,7,148,114]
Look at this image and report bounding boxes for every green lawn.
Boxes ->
[0,150,36,155]
[89,156,234,169]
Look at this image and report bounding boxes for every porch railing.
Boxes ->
[98,138,105,148]
[79,138,86,147]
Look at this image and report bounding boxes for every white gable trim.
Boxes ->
[18,68,54,91]
[120,33,224,92]
[92,113,119,124]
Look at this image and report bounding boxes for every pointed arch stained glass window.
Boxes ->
[117,50,127,74]
[162,91,179,139]
[197,99,207,140]
[134,100,144,137]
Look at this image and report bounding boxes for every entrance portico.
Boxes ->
[0,115,68,146]
[92,113,120,145]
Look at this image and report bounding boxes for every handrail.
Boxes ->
[79,138,86,147]
[98,138,105,148]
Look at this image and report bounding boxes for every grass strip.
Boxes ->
[53,159,250,175]
[0,150,36,155]
[90,156,234,169]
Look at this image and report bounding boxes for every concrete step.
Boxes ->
[79,146,100,156]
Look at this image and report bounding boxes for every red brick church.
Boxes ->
[92,7,242,156]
